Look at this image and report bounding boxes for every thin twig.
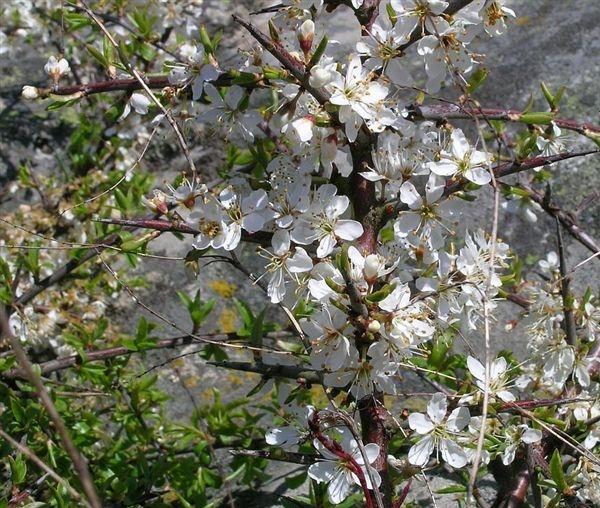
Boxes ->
[78,0,199,180]
[518,182,600,256]
[229,448,316,465]
[0,309,101,508]
[411,104,600,138]
[555,217,577,345]
[0,427,85,503]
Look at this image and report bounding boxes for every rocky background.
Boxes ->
[1,0,599,506]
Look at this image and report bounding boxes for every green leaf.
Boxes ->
[284,470,308,489]
[8,455,27,484]
[46,98,80,111]
[308,36,328,68]
[10,398,26,423]
[199,25,213,54]
[549,449,568,492]
[467,67,488,94]
[364,283,396,304]
[436,485,467,494]
[250,307,266,347]
[86,43,108,68]
[519,112,553,125]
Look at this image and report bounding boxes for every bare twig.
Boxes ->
[411,104,600,138]
[555,217,577,345]
[0,309,101,508]
[0,426,86,504]
[78,0,199,180]
[229,448,316,465]
[518,182,600,256]
[208,360,320,384]
[10,233,120,310]
[93,216,274,245]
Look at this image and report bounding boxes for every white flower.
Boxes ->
[501,424,542,465]
[429,129,491,185]
[169,43,220,100]
[118,93,153,121]
[476,0,517,36]
[328,55,391,141]
[219,188,273,248]
[186,200,237,251]
[394,173,458,243]
[308,428,381,505]
[302,306,353,371]
[542,345,575,391]
[324,346,398,397]
[44,55,70,82]
[200,84,261,142]
[131,93,152,114]
[259,230,313,304]
[501,193,542,223]
[417,21,475,92]
[265,402,315,450]
[291,184,363,258]
[538,251,559,275]
[355,13,413,86]
[463,355,516,403]
[360,131,422,191]
[536,123,567,157]
[390,0,449,36]
[408,392,471,468]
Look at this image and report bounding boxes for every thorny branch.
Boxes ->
[517,182,600,255]
[34,76,600,139]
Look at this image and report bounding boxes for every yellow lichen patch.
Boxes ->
[218,307,238,333]
[183,375,199,388]
[515,16,530,26]
[310,385,333,408]
[208,280,238,298]
[171,358,186,369]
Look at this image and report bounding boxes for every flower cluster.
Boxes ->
[10,0,600,505]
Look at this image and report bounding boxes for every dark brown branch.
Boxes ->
[391,151,600,257]
[2,334,199,379]
[2,335,312,382]
[443,150,599,197]
[411,104,600,137]
[358,393,392,506]
[92,217,274,245]
[32,77,600,140]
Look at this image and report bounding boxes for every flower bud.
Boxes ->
[21,86,39,100]
[130,93,151,115]
[364,254,383,280]
[297,19,315,57]
[309,65,332,88]
[368,320,381,333]
[321,133,338,164]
